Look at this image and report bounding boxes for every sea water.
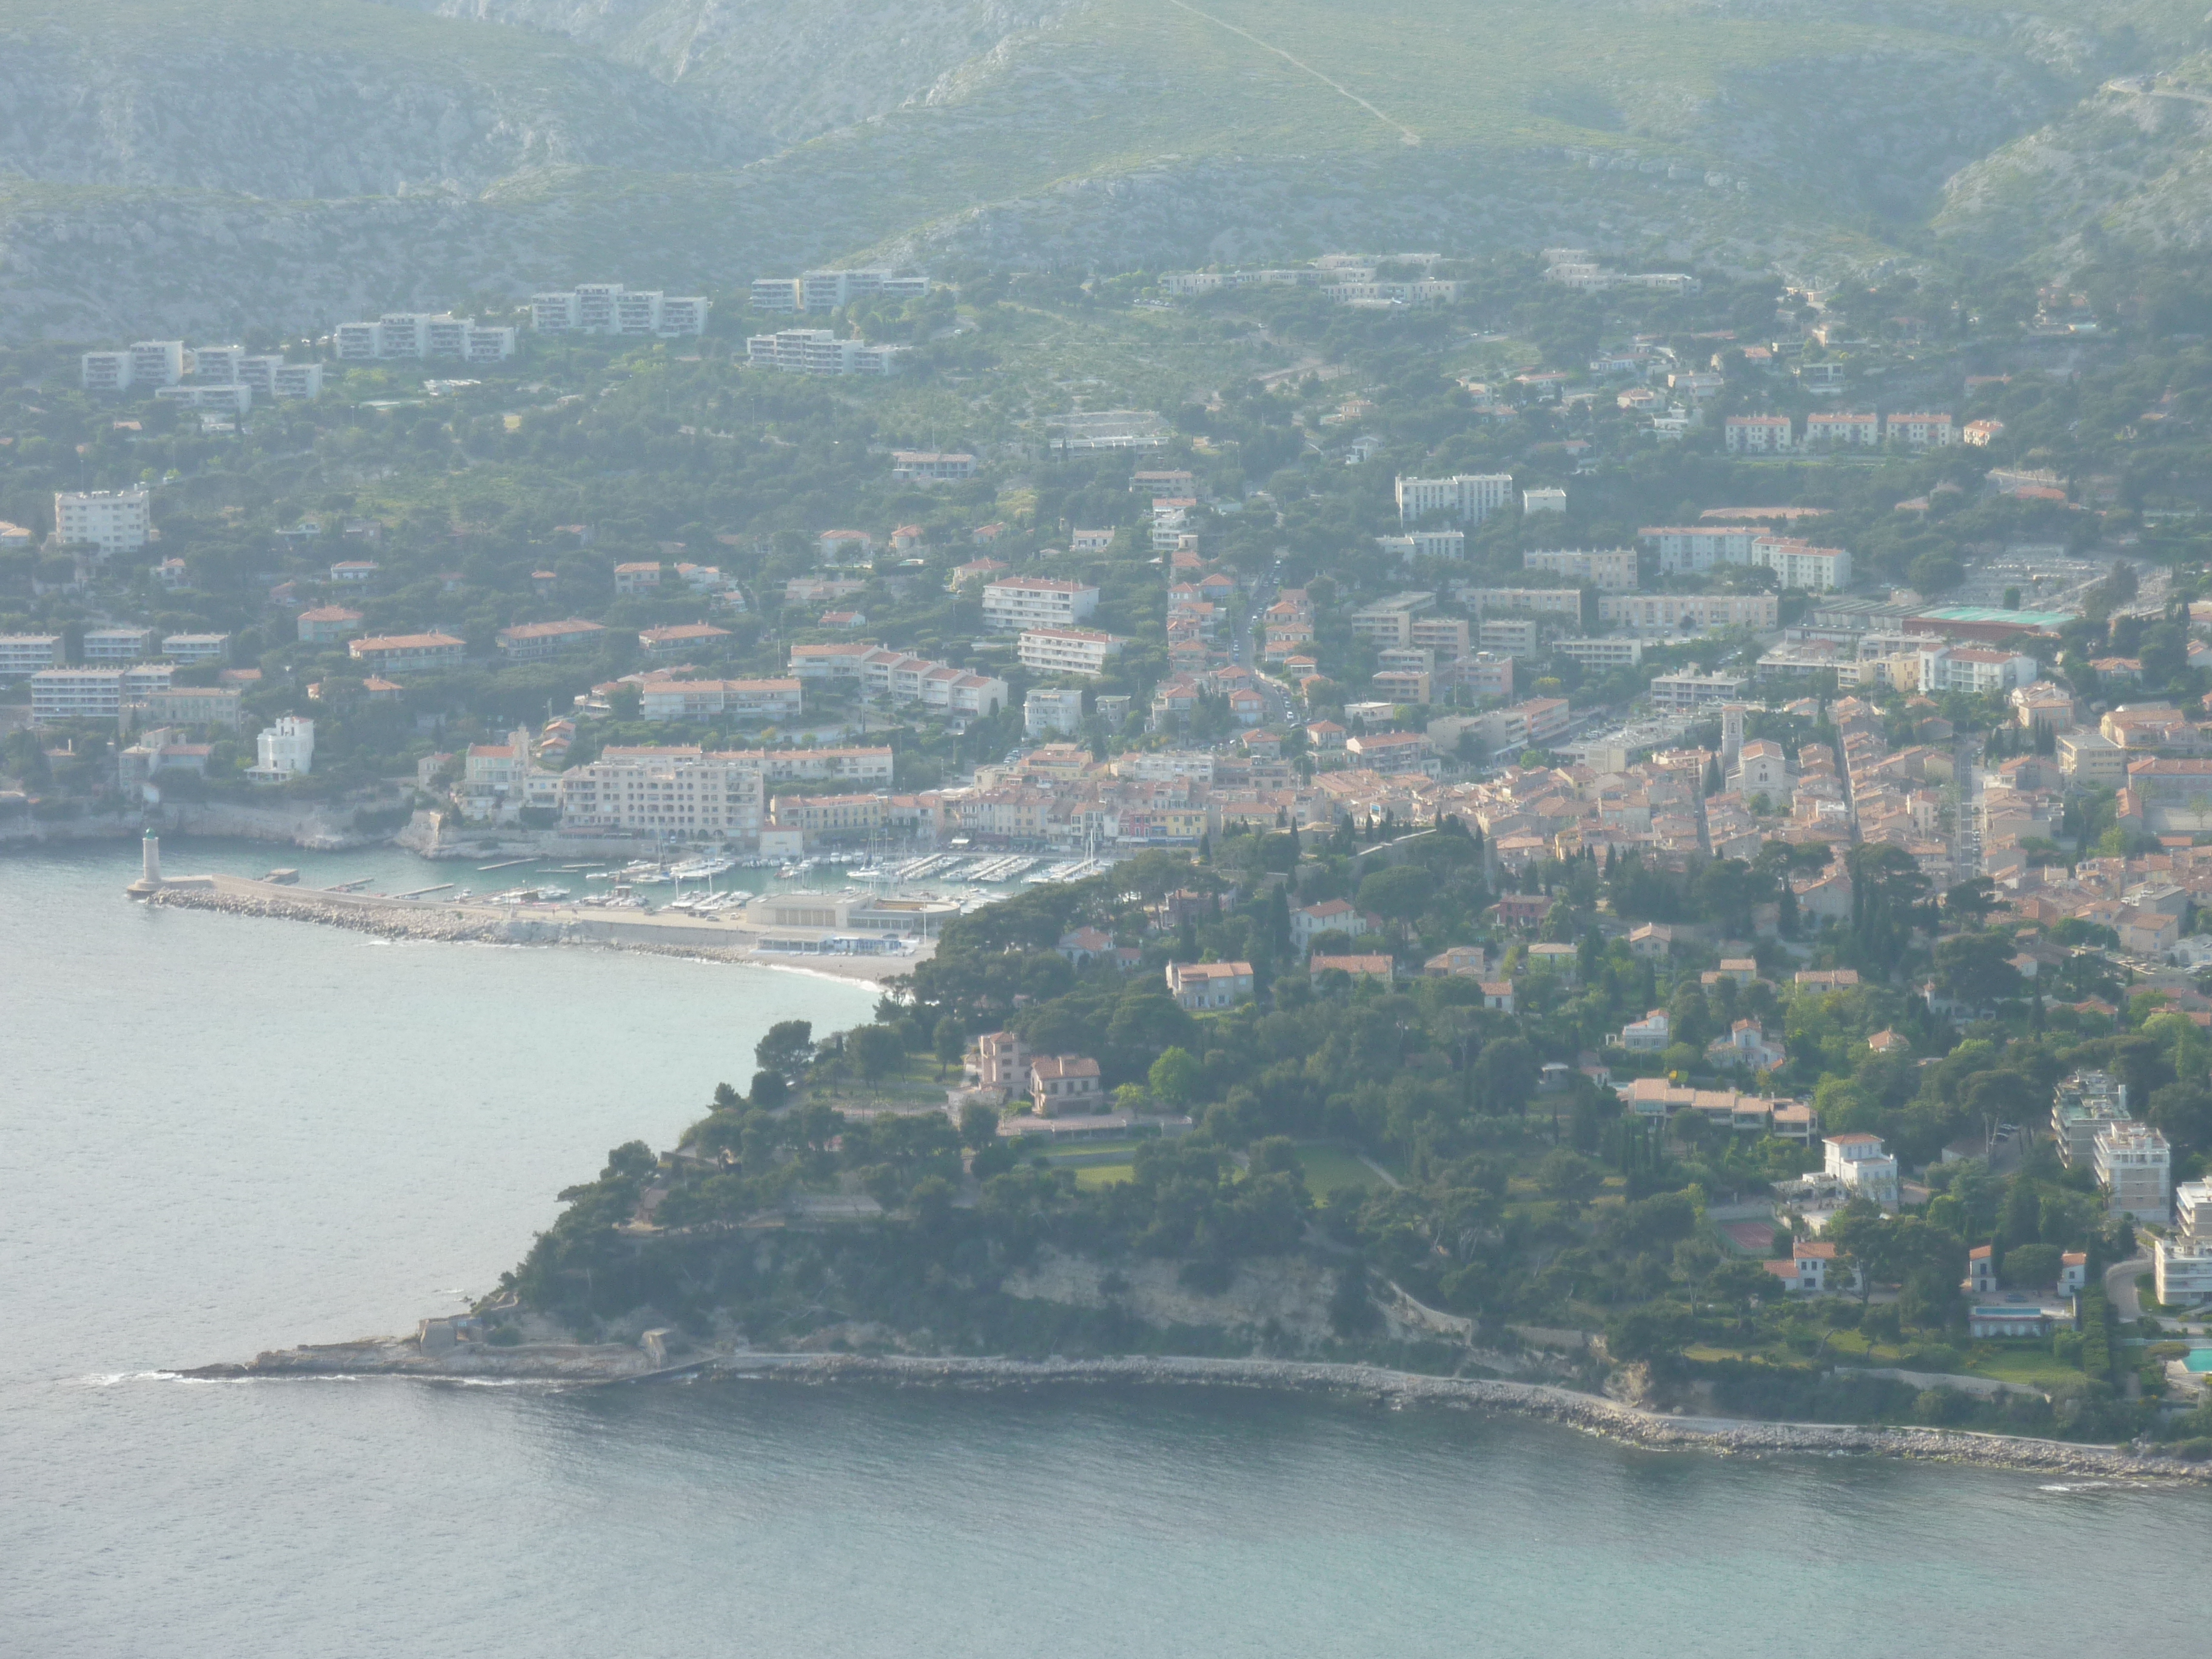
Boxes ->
[2,841,2205,1657]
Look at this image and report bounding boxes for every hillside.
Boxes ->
[2,0,2208,336]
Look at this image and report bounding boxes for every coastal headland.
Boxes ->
[144,872,930,983]
[181,1341,2212,1483]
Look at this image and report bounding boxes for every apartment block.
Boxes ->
[1553,637,1646,670]
[1521,548,1638,591]
[297,606,364,646]
[30,665,172,720]
[1396,472,1513,525]
[1376,529,1466,560]
[81,350,134,393]
[1462,588,1582,619]
[335,313,524,361]
[347,633,467,672]
[54,489,151,555]
[1749,535,1851,591]
[791,268,931,312]
[526,284,709,337]
[1640,525,1757,574]
[81,627,154,663]
[1918,644,2038,694]
[983,577,1099,632]
[744,329,903,376]
[1478,618,1538,655]
[1018,627,1123,677]
[1804,411,1882,448]
[891,452,976,481]
[128,341,187,386]
[161,633,230,665]
[639,679,803,722]
[555,746,766,839]
[1409,616,1471,659]
[1648,668,1751,711]
[2094,1121,2172,1223]
[1597,592,1778,632]
[156,384,252,414]
[190,345,245,384]
[143,685,243,728]
[0,635,65,679]
[1724,414,1795,454]
[496,620,608,662]
[1886,412,1955,448]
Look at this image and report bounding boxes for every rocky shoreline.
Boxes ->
[146,877,922,983]
[184,1341,2212,1483]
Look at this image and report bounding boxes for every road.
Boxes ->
[2106,1255,2148,1322]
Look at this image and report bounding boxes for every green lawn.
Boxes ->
[1296,1146,1389,1193]
[1074,1164,1136,1189]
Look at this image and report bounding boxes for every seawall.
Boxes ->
[184,1341,2212,1482]
[144,873,927,983]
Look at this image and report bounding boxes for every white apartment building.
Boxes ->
[743,329,903,377]
[1026,688,1086,737]
[271,363,326,399]
[1019,627,1122,677]
[638,679,804,722]
[2094,1122,2171,1223]
[30,665,172,720]
[1523,487,1567,514]
[982,577,1099,632]
[1918,645,2039,694]
[129,341,187,387]
[82,627,154,663]
[1552,637,1647,670]
[2177,1178,2212,1240]
[2154,1236,2212,1307]
[190,345,245,384]
[162,633,231,664]
[765,269,931,312]
[1376,529,1466,560]
[1724,414,1795,454]
[54,489,151,555]
[0,635,64,680]
[1522,548,1638,590]
[334,314,520,363]
[156,384,252,414]
[1598,592,1778,632]
[1396,473,1513,525]
[1640,525,1758,573]
[1823,1133,1900,1207]
[1462,588,1581,620]
[249,716,315,781]
[1649,668,1751,712]
[1477,618,1538,655]
[81,350,134,392]
[555,745,871,837]
[1749,535,1851,591]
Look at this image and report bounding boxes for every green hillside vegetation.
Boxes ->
[8,0,2212,333]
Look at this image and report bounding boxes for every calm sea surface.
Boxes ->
[2,840,2206,1657]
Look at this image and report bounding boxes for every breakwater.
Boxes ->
[188,1339,2212,1483]
[144,873,924,982]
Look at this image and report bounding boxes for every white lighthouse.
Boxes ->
[127,829,163,898]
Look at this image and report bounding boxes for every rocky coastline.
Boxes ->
[184,1339,2212,1484]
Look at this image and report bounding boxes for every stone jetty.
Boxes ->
[144,873,925,982]
[185,1341,2212,1483]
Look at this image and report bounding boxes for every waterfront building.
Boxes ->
[247,716,315,780]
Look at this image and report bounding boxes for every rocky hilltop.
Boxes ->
[4,0,2210,335]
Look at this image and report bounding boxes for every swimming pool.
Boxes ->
[2185,1350,2212,1373]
